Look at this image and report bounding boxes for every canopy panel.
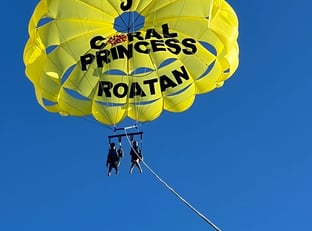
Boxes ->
[24,0,239,126]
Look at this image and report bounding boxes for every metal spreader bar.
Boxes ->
[113,124,138,132]
[108,131,143,144]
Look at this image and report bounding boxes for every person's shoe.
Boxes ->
[108,172,111,176]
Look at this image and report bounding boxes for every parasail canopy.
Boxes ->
[24,0,239,126]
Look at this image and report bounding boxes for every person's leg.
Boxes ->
[108,164,113,176]
[114,163,119,174]
[135,162,142,173]
[129,162,135,174]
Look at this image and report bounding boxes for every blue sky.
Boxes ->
[1,1,312,231]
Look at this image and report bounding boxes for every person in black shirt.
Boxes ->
[106,143,121,176]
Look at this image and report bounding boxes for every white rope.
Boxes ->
[124,130,222,231]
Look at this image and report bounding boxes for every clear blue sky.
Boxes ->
[1,1,311,231]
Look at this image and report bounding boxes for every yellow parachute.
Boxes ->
[24,0,239,126]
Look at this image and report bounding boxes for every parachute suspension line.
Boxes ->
[118,135,122,149]
[123,130,222,231]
